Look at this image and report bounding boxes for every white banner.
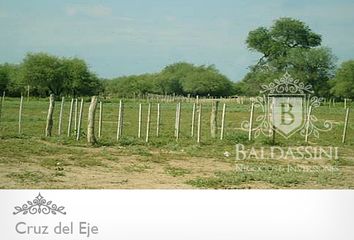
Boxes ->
[0,190,353,240]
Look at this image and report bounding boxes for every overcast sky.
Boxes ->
[1,0,354,81]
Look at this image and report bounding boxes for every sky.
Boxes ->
[1,0,354,81]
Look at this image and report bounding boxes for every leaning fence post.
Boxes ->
[248,102,254,141]
[342,107,350,144]
[87,96,98,144]
[191,103,196,137]
[197,104,202,143]
[18,95,23,135]
[145,103,151,142]
[67,98,74,137]
[305,106,312,143]
[45,94,55,137]
[98,101,103,139]
[220,103,226,140]
[58,97,65,135]
[76,98,84,141]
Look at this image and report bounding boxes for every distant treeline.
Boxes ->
[0,55,237,98]
[104,62,235,98]
[0,53,103,97]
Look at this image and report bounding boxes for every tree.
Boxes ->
[105,62,234,97]
[247,17,322,65]
[106,74,155,97]
[64,58,102,97]
[331,60,354,98]
[21,53,102,97]
[22,53,67,96]
[0,64,11,93]
[156,62,194,95]
[181,65,233,96]
[0,63,26,96]
[241,18,335,96]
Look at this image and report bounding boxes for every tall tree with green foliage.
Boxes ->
[22,53,67,96]
[63,58,102,97]
[242,17,335,96]
[331,60,354,98]
[21,53,102,97]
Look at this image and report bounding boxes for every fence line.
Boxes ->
[0,97,352,145]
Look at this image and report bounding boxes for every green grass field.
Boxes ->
[0,97,353,189]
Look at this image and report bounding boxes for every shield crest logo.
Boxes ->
[268,95,306,138]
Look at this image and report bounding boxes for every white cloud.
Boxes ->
[66,4,112,17]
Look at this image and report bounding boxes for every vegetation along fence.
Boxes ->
[0,94,352,146]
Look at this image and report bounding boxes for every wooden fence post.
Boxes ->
[116,100,124,140]
[248,102,254,141]
[18,96,23,135]
[67,98,74,137]
[344,98,347,109]
[175,102,181,140]
[74,98,78,132]
[156,103,160,137]
[197,104,202,143]
[87,96,98,144]
[58,97,64,135]
[98,101,103,139]
[138,103,142,138]
[342,107,350,144]
[210,101,219,138]
[45,94,55,137]
[191,103,196,137]
[220,103,226,140]
[145,103,151,142]
[76,98,84,141]
[305,106,312,143]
